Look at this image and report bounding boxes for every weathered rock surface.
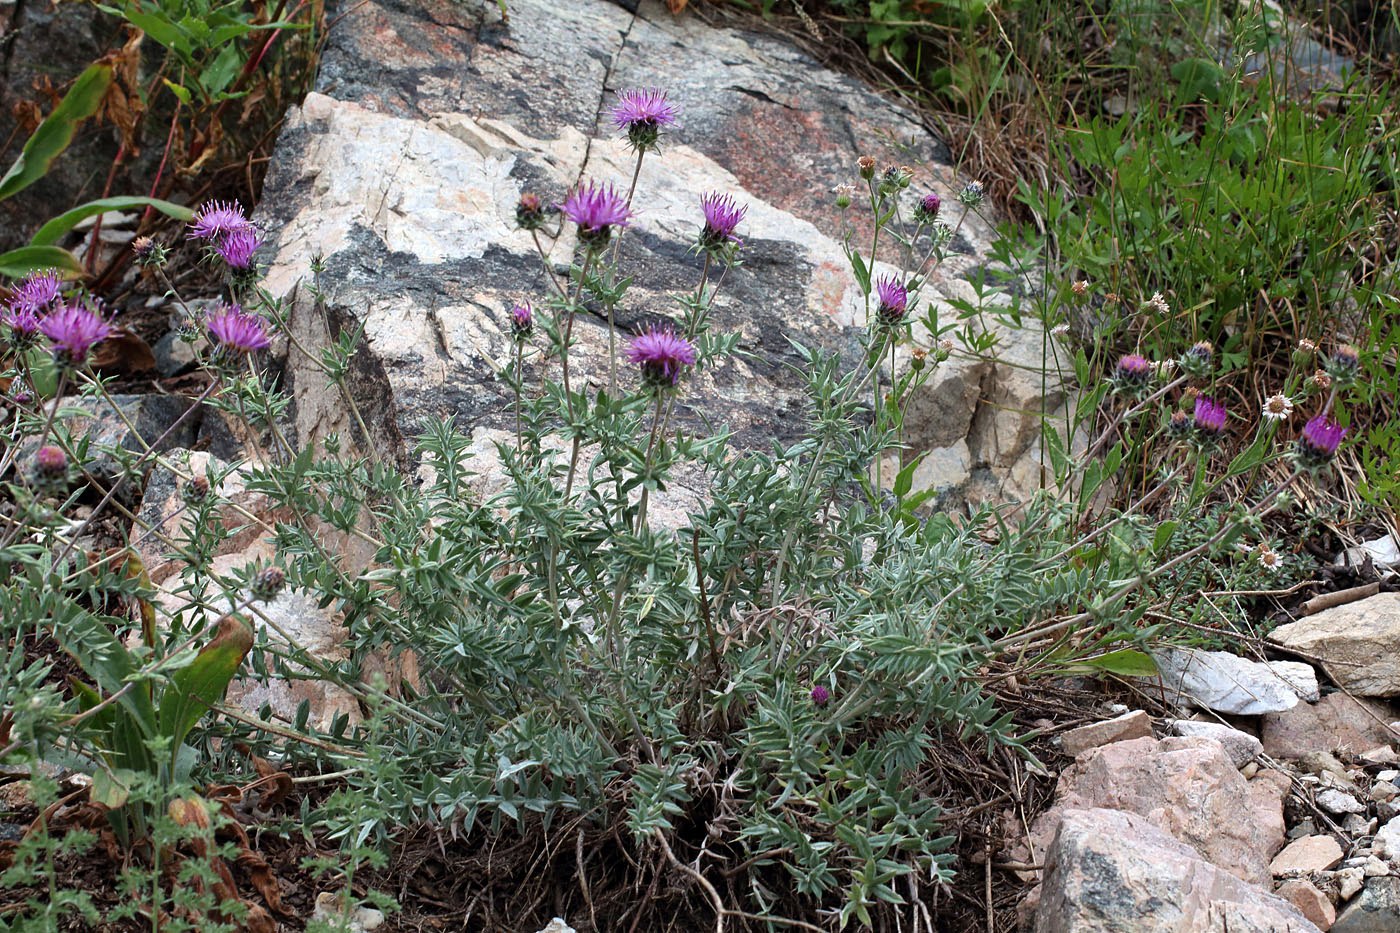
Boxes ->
[1029,735,1286,886]
[1333,876,1400,933]
[1032,808,1321,933]
[1060,709,1153,758]
[1271,835,1345,875]
[26,394,199,492]
[1261,692,1400,760]
[1150,646,1319,715]
[1269,595,1400,697]
[133,451,363,731]
[255,0,1061,508]
[1278,879,1337,931]
[1335,535,1399,572]
[1169,719,1263,768]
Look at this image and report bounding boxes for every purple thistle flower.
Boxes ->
[1294,414,1347,470]
[216,227,262,270]
[2,302,42,347]
[699,192,746,250]
[914,192,941,224]
[874,276,908,327]
[559,181,632,248]
[509,300,533,339]
[1192,395,1228,435]
[206,304,270,355]
[188,200,254,241]
[39,301,112,367]
[33,445,66,478]
[810,685,830,707]
[1113,353,1151,388]
[1324,344,1360,386]
[608,88,678,151]
[10,270,64,312]
[627,326,696,389]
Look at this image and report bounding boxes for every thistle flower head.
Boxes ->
[1112,353,1151,391]
[10,270,63,313]
[1179,339,1214,379]
[1051,322,1071,340]
[216,227,262,270]
[874,276,908,327]
[1168,409,1191,437]
[131,235,167,268]
[627,326,696,390]
[832,183,856,209]
[2,302,42,348]
[1324,344,1360,386]
[857,156,877,180]
[1192,395,1228,439]
[1261,394,1293,422]
[699,192,746,250]
[1071,279,1090,297]
[811,685,830,707]
[958,180,984,206]
[188,200,254,241]
[33,445,66,478]
[608,88,678,151]
[516,192,548,230]
[39,300,112,368]
[1294,414,1346,471]
[559,181,632,249]
[205,304,270,355]
[509,300,533,339]
[252,565,286,602]
[913,191,941,224]
[1296,338,1317,354]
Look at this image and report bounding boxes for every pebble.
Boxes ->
[1379,770,1400,784]
[1337,867,1366,899]
[1272,835,1345,874]
[1320,788,1367,814]
[1365,856,1392,877]
[1362,746,1399,765]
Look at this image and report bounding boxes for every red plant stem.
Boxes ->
[143,99,183,225]
[86,143,125,274]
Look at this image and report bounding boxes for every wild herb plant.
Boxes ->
[0,77,1368,931]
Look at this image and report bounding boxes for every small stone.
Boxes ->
[1319,788,1367,814]
[1169,719,1264,768]
[1061,710,1153,757]
[1151,647,1319,714]
[1278,878,1338,930]
[536,922,577,933]
[1335,535,1400,571]
[1361,747,1398,765]
[1378,770,1399,783]
[1333,876,1400,932]
[1272,835,1345,874]
[1373,815,1400,864]
[1307,751,1353,781]
[1381,800,1400,822]
[1370,782,1397,803]
[1243,762,1261,779]
[1364,857,1391,877]
[1268,593,1400,697]
[1338,867,1367,899]
[1344,815,1378,836]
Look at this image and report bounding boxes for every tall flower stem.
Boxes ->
[514,341,524,453]
[531,230,568,300]
[601,150,648,396]
[634,393,667,535]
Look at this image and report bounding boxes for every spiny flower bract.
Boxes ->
[608,88,679,151]
[874,276,908,327]
[559,181,632,248]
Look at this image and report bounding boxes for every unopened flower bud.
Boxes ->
[516,193,547,231]
[33,445,66,486]
[957,180,984,207]
[857,155,877,180]
[910,347,927,371]
[252,565,285,602]
[183,475,211,505]
[811,685,829,707]
[832,183,856,209]
[1179,340,1214,379]
[1324,344,1359,386]
[1312,369,1332,391]
[912,192,941,225]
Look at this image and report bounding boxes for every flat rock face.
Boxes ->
[1150,646,1319,715]
[1261,693,1400,760]
[1269,595,1400,697]
[255,0,1063,506]
[1029,735,1286,887]
[1033,808,1321,933]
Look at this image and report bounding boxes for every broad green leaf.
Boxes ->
[30,197,194,247]
[51,613,157,735]
[0,245,85,279]
[850,250,872,294]
[1071,648,1159,678]
[90,767,135,808]
[0,63,114,202]
[1151,519,1178,555]
[158,613,253,756]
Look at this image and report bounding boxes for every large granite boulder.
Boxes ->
[254,0,1066,506]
